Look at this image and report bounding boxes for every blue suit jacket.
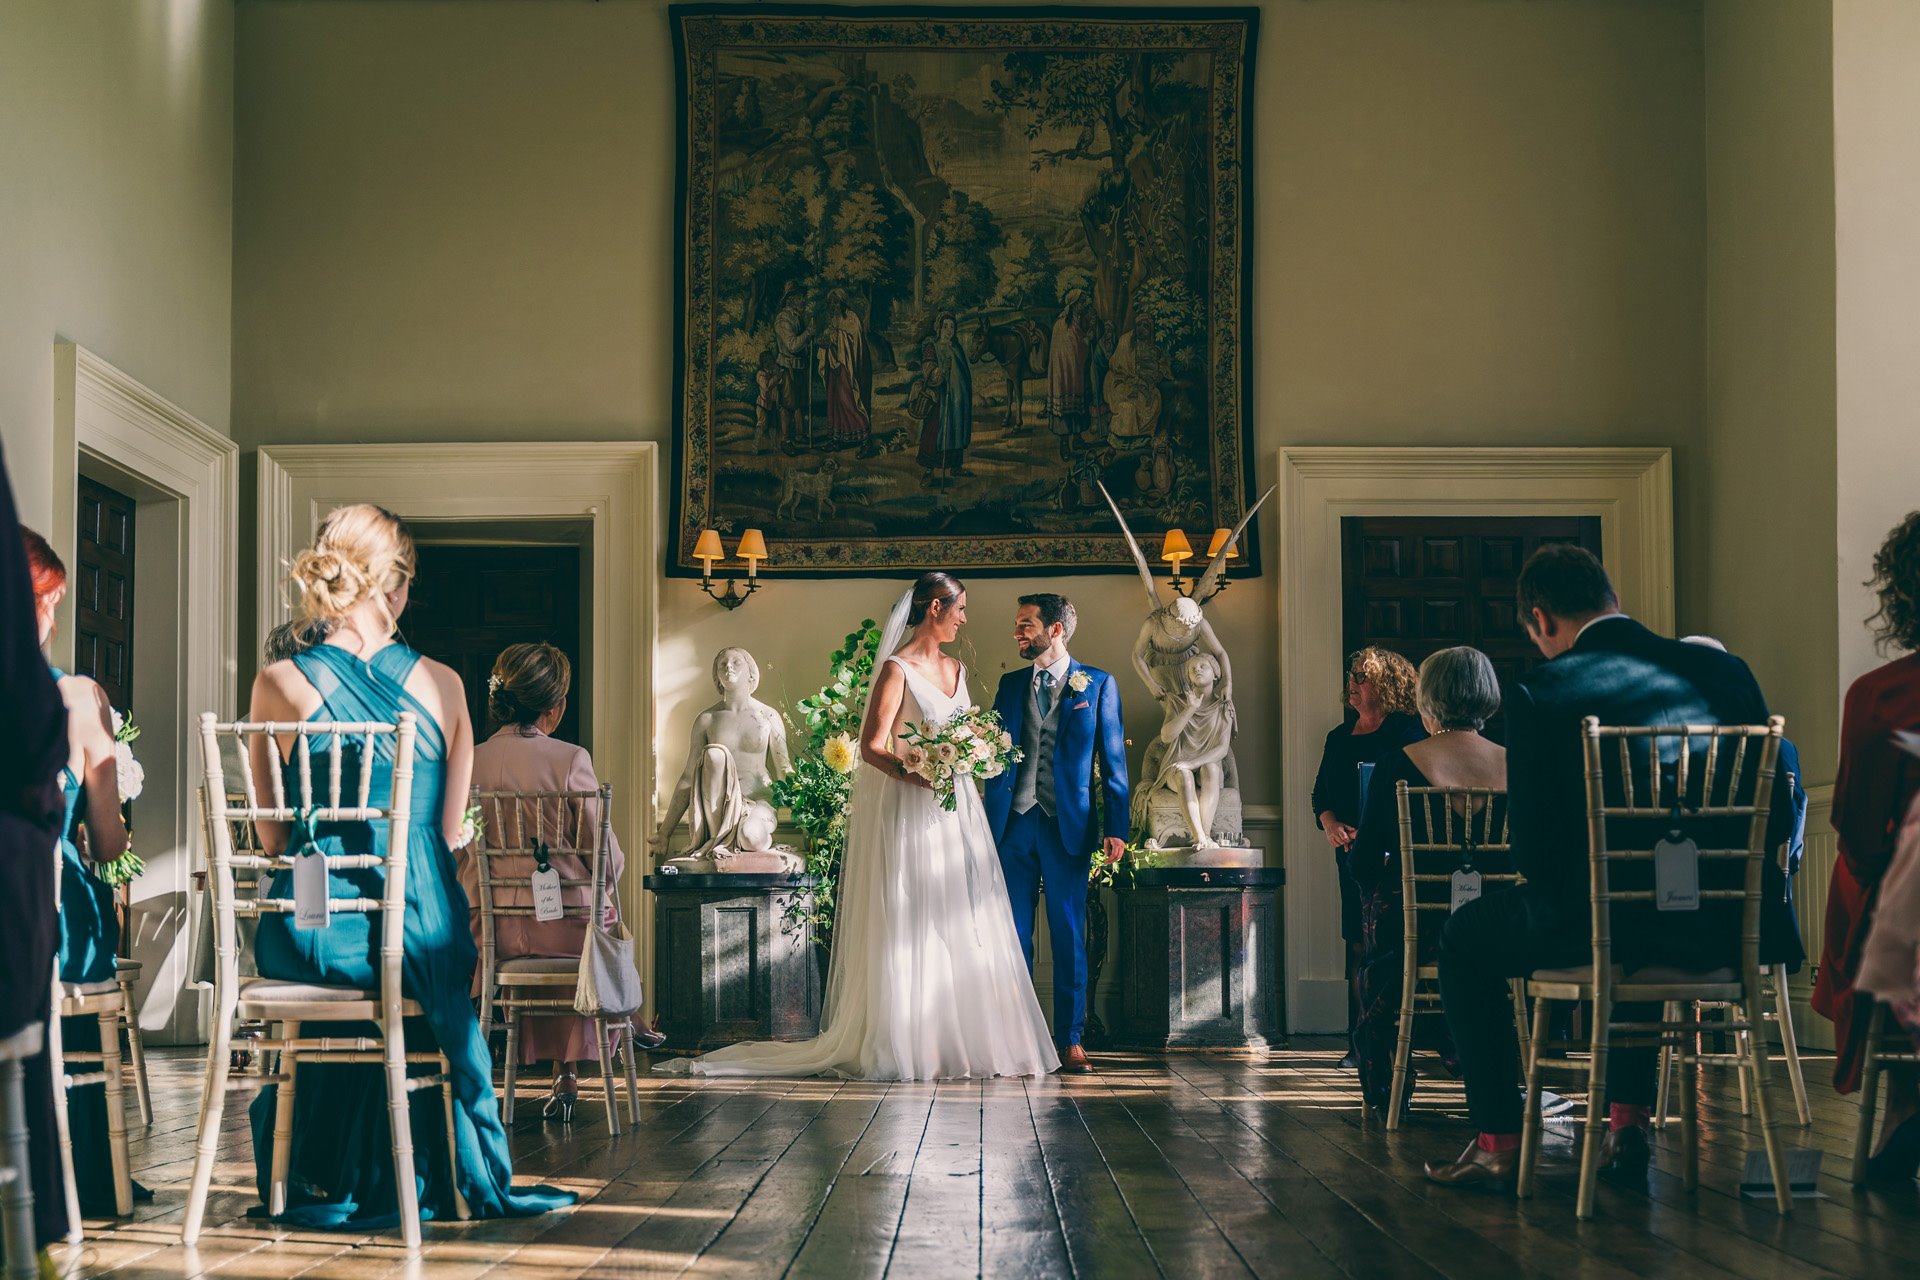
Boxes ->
[984,660,1130,859]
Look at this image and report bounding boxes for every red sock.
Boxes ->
[1609,1103,1650,1132]
[1477,1131,1520,1153]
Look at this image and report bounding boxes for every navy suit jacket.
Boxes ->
[984,660,1129,859]
[1505,615,1801,969]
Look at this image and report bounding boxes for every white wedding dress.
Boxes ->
[660,598,1059,1081]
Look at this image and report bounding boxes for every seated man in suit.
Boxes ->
[1426,545,1799,1189]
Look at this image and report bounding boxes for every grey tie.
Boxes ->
[1035,669,1054,718]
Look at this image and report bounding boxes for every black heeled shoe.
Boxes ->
[1866,1113,1920,1182]
[541,1083,578,1125]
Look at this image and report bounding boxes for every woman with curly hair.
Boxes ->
[1814,510,1920,1178]
[1311,646,1426,1065]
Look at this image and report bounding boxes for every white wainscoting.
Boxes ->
[1790,784,1836,1051]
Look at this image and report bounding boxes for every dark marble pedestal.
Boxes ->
[645,873,822,1052]
[1115,866,1284,1050]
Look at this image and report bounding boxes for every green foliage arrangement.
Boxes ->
[769,618,884,952]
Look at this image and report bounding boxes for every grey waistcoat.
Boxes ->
[1013,672,1062,816]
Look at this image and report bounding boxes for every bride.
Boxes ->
[662,572,1060,1080]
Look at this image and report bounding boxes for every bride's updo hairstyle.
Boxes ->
[907,571,964,626]
[289,503,416,637]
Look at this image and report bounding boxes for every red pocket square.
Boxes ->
[1072,700,1091,711]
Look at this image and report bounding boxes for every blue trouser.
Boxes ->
[998,806,1088,1047]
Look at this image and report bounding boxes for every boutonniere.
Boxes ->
[1067,670,1091,694]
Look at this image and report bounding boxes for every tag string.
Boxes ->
[290,806,321,857]
[533,840,552,874]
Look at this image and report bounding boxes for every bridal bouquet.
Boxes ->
[899,709,1021,812]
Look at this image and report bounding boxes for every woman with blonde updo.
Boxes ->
[463,643,655,1125]
[246,503,572,1227]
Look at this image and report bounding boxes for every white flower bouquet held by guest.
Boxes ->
[898,708,1021,811]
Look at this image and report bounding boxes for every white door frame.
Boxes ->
[1275,446,1674,1033]
[257,442,659,1008]
[52,343,240,1043]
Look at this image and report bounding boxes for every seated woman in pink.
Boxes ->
[460,642,659,1122]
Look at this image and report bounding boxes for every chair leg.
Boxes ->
[1736,1026,1753,1117]
[1385,977,1417,1132]
[383,1023,423,1251]
[96,1008,132,1217]
[597,1021,621,1137]
[621,1021,641,1131]
[1509,979,1532,1057]
[1679,1007,1700,1193]
[1575,993,1611,1221]
[1517,995,1551,1200]
[440,1058,470,1222]
[182,988,237,1244]
[1,1056,38,1280]
[268,1020,300,1217]
[502,1016,520,1124]
[1654,1000,1678,1130]
[1851,1002,1888,1185]
[47,1004,81,1244]
[1770,968,1812,1128]
[1743,984,1793,1215]
[120,984,152,1129]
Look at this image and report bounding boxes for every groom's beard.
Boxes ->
[1017,638,1047,662]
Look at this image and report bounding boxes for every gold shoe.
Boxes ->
[1424,1139,1517,1189]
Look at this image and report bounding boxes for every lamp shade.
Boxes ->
[1160,529,1194,563]
[735,528,768,561]
[692,528,725,562]
[1206,527,1239,560]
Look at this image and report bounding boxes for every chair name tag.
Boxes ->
[292,851,330,930]
[1450,869,1482,912]
[1654,835,1701,911]
[531,867,565,922]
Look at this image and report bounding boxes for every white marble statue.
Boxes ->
[651,647,803,874]
[1100,481,1274,851]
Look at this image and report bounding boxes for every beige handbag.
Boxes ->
[574,917,644,1018]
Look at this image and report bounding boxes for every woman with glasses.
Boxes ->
[1311,647,1425,1066]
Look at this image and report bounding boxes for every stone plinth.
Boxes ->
[645,873,821,1052]
[1115,866,1284,1050]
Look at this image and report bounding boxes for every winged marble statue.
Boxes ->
[1099,481,1274,850]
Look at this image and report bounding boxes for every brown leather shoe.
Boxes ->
[1424,1140,1517,1189]
[1057,1044,1093,1074]
[1597,1124,1651,1180]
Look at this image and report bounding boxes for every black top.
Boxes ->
[1310,711,1426,829]
[1505,614,1800,969]
[0,436,68,1042]
[1348,745,1516,898]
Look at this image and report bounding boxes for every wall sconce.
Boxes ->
[1165,526,1237,603]
[695,527,767,610]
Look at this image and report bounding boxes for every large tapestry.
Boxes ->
[670,5,1259,575]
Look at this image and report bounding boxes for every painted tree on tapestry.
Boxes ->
[672,7,1257,574]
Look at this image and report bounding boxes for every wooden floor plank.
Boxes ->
[51,1039,1920,1280]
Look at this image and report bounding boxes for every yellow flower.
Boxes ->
[822,733,859,775]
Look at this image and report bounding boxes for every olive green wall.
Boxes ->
[1701,0,1839,780]
[231,0,1714,810]
[0,0,234,525]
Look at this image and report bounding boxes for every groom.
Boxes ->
[985,593,1129,1073]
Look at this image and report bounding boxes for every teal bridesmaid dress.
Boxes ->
[49,666,151,1212]
[248,643,573,1228]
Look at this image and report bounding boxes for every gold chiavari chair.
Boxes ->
[1850,1001,1920,1184]
[1385,783,1528,1129]
[471,785,639,1134]
[0,1022,43,1278]
[1518,716,1792,1218]
[183,712,467,1250]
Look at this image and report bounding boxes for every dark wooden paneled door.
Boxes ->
[402,545,584,745]
[1340,516,1602,742]
[73,476,137,712]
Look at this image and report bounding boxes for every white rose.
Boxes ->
[115,742,144,802]
[1068,670,1091,694]
[902,744,929,775]
[934,741,959,766]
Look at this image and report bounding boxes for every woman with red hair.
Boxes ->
[21,525,148,1216]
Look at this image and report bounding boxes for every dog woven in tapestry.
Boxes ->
[670,4,1259,576]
